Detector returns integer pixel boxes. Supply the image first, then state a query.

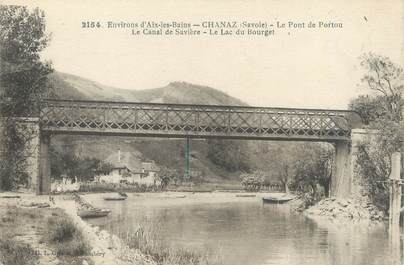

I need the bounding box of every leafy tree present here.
[0,6,53,190]
[349,53,403,212]
[290,144,333,198]
[359,52,403,123]
[50,147,113,182]
[207,139,250,172]
[0,6,53,116]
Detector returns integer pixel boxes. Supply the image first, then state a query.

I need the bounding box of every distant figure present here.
[49,195,55,205]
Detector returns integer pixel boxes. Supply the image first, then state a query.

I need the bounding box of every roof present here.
[105,151,142,172]
[142,162,160,172]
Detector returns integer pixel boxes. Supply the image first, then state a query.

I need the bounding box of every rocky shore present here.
[305,197,386,221]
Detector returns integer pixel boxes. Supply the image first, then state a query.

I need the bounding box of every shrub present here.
[240,172,264,192]
[48,218,76,242]
[45,212,90,257]
[54,232,89,256]
[0,239,38,265]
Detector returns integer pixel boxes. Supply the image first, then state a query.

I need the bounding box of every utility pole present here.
[389,152,402,236]
[388,152,402,265]
[185,138,190,179]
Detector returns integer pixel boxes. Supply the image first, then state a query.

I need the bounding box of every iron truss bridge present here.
[39,99,362,141]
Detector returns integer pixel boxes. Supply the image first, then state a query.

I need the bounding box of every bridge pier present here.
[330,129,379,198]
[38,133,51,195]
[331,141,351,198]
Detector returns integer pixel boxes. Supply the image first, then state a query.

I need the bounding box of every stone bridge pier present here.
[331,129,379,198]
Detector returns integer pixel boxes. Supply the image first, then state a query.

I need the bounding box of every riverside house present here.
[95,150,161,186]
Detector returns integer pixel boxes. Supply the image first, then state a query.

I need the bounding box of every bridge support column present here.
[38,133,51,195]
[331,141,352,198]
[185,138,190,179]
[331,129,379,198]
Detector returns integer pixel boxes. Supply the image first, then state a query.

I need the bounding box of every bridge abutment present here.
[0,117,41,192]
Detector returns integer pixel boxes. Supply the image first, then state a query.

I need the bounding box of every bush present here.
[54,233,89,256]
[355,142,391,213]
[240,172,264,192]
[0,239,38,265]
[48,218,76,242]
[45,213,90,256]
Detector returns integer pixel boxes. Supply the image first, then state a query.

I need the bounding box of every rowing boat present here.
[262,195,295,204]
[77,208,111,218]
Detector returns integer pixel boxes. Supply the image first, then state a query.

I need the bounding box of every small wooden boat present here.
[77,208,111,218]
[103,192,128,201]
[103,196,127,201]
[236,194,256,197]
[262,195,295,204]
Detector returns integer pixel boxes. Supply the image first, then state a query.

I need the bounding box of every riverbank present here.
[0,192,156,265]
[0,191,228,265]
[304,197,386,221]
[0,193,93,265]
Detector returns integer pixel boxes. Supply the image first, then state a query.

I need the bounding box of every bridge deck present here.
[39,99,361,141]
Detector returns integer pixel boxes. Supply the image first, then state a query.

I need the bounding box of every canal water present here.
[84,192,396,265]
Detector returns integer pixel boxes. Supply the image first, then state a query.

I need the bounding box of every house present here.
[94,150,161,186]
[96,165,129,184]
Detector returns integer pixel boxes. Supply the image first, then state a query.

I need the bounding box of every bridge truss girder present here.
[39,99,361,141]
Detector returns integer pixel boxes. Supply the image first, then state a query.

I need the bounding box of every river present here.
[83,192,397,265]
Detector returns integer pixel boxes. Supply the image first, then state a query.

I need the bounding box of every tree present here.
[207,139,251,172]
[0,6,53,116]
[349,53,403,212]
[359,52,403,123]
[50,147,113,182]
[0,6,53,190]
[289,143,333,199]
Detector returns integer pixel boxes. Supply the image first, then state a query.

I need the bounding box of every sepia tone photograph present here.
[0,0,403,265]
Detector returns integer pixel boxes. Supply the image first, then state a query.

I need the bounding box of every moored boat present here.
[103,192,128,201]
[262,195,295,204]
[77,208,111,218]
[103,196,127,201]
[235,194,256,197]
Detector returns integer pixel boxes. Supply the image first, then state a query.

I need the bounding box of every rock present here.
[82,260,89,265]
[304,197,384,222]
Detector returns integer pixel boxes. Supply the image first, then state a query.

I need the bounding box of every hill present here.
[48,72,246,105]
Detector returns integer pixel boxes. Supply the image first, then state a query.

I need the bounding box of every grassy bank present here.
[114,220,223,265]
[76,181,244,194]
[78,182,159,193]
[0,204,93,265]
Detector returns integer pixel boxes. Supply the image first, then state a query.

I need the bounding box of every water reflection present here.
[85,193,399,265]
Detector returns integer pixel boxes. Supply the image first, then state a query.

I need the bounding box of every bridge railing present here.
[39,99,360,141]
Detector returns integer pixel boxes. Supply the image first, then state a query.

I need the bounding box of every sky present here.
[3,0,404,109]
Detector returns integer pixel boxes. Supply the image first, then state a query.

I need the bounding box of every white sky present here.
[4,0,404,109]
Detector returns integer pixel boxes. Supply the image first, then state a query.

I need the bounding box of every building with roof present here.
[94,150,161,186]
